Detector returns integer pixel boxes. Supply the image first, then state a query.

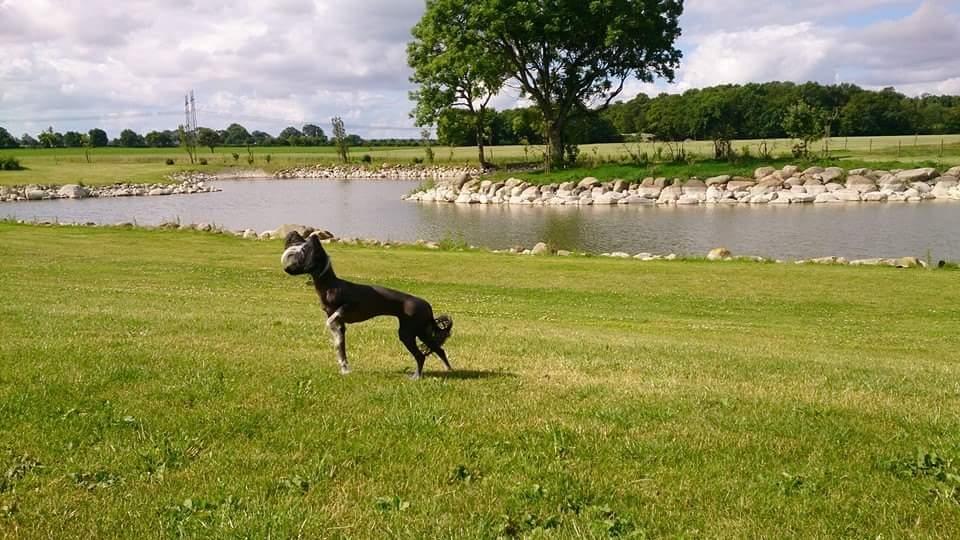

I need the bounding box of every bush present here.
[165,158,175,166]
[361,154,372,164]
[0,156,24,170]
[265,154,272,164]
[412,157,424,164]
[199,158,208,165]
[231,153,240,162]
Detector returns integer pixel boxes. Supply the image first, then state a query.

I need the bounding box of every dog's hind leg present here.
[418,331,452,371]
[399,327,426,380]
[326,307,350,375]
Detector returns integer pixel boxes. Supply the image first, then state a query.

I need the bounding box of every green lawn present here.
[2,134,959,187]
[1,223,959,538]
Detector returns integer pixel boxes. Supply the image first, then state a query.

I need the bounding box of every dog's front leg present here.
[326,307,350,375]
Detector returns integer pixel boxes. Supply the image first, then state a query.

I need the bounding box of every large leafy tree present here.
[88,128,109,147]
[196,127,221,153]
[0,127,19,148]
[408,0,506,167]
[119,129,145,147]
[223,123,252,145]
[476,0,682,170]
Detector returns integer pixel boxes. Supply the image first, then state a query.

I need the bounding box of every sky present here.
[2,0,959,139]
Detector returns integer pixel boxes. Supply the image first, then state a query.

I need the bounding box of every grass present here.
[1,223,959,538]
[1,134,959,187]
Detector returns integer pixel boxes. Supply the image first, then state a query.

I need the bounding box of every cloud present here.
[1,0,957,139]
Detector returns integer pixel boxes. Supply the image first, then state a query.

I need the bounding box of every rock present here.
[726,179,756,191]
[557,250,572,257]
[895,168,938,182]
[531,242,550,255]
[58,184,89,199]
[834,189,862,202]
[577,177,601,189]
[274,224,315,239]
[803,166,825,175]
[893,257,922,268]
[707,247,732,261]
[781,165,799,177]
[931,177,958,198]
[705,175,730,186]
[754,166,776,179]
[862,191,888,202]
[946,166,960,178]
[26,189,46,200]
[657,185,682,204]
[242,229,258,239]
[846,175,878,193]
[636,186,662,198]
[455,192,473,204]
[676,195,701,205]
[610,252,631,259]
[612,179,628,192]
[819,167,845,183]
[681,179,707,194]
[814,193,840,204]
[824,182,843,193]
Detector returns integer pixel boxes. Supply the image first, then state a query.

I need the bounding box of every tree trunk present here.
[544,120,565,172]
[475,108,487,167]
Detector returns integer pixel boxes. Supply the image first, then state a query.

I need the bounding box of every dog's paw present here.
[408,372,422,381]
[339,366,351,375]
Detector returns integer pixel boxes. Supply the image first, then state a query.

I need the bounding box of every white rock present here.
[58,184,89,199]
[814,193,840,204]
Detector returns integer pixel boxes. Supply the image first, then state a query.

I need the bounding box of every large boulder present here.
[657,185,682,204]
[946,166,960,178]
[577,177,602,189]
[612,179,629,193]
[862,191,888,202]
[754,166,776,179]
[707,247,732,261]
[274,224,315,238]
[931,176,959,198]
[681,179,707,195]
[819,167,845,183]
[845,175,878,193]
[895,168,938,182]
[58,184,89,199]
[726,178,756,191]
[531,242,550,255]
[834,189,862,202]
[705,175,730,186]
[814,193,840,204]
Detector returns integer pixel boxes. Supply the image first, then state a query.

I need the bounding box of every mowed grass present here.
[1,223,960,538]
[2,134,959,186]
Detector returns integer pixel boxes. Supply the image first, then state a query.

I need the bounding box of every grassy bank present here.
[1,223,959,538]
[1,134,959,186]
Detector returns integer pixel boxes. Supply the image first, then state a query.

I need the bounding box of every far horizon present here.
[2,0,959,138]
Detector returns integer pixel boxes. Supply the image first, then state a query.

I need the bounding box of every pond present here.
[4,178,959,261]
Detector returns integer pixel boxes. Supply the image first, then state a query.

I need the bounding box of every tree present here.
[63,131,84,148]
[223,123,252,145]
[88,128,109,147]
[782,101,825,158]
[331,117,350,162]
[119,129,145,147]
[251,130,274,146]
[178,126,197,164]
[20,134,39,148]
[0,127,19,148]
[277,126,303,146]
[145,130,176,147]
[468,0,682,170]
[196,128,221,153]
[302,124,328,145]
[408,0,506,167]
[38,127,63,148]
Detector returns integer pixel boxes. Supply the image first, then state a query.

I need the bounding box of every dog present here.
[281,231,453,379]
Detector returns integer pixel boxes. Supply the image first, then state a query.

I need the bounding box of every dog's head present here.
[281,231,329,275]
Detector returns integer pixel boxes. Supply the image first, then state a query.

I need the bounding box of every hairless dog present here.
[281,231,452,379]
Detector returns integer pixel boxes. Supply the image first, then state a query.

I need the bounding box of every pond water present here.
[4,178,959,261]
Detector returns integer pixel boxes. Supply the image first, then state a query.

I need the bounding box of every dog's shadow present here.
[421,369,515,380]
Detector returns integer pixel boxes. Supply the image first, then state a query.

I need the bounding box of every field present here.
[2,223,959,538]
[1,134,960,186]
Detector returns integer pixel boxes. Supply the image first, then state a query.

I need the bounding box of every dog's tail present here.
[432,314,453,346]
[419,314,453,356]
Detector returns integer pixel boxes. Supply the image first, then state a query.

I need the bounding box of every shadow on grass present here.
[422,369,516,380]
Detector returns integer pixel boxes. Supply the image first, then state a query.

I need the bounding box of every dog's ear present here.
[284,230,306,248]
[308,233,324,250]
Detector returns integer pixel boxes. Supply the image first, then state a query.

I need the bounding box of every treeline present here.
[603,82,960,141]
[0,123,425,150]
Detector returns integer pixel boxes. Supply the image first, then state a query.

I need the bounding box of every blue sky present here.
[2,0,958,139]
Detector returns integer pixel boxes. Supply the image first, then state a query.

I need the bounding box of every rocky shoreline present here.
[0,174,219,202]
[405,165,960,206]
[6,219,946,269]
[273,163,483,180]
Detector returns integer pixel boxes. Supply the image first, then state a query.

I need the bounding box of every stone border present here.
[8,220,943,269]
[405,165,960,206]
[0,176,219,203]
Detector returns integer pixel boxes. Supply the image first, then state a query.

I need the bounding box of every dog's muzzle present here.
[281,245,307,274]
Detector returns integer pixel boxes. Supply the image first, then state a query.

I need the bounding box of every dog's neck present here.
[309,258,337,290]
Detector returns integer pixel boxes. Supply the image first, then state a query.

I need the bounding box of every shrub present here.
[1,156,24,170]
[361,154,372,164]
[412,157,424,164]
[231,153,240,162]
[165,158,175,166]
[199,158,208,165]
[265,154,272,164]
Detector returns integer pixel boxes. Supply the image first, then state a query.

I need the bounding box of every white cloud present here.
[1,0,957,139]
